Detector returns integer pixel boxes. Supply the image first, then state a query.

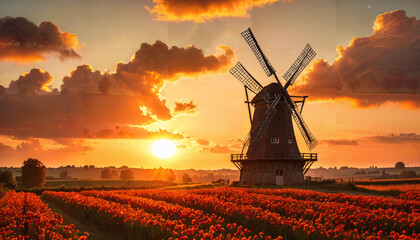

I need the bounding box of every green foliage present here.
[120,169,135,180]
[182,173,192,183]
[22,158,46,188]
[0,170,17,189]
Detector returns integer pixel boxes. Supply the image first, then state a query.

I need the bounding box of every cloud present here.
[0,17,82,62]
[61,41,234,121]
[0,41,234,140]
[195,138,210,145]
[202,144,235,154]
[226,138,244,149]
[8,68,53,95]
[292,10,420,108]
[0,138,93,159]
[366,133,420,145]
[146,0,293,22]
[319,139,359,147]
[320,133,420,148]
[174,100,197,114]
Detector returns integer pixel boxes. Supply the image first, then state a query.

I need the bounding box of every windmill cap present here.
[251,82,282,104]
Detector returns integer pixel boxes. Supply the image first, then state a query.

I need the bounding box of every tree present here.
[400,170,417,178]
[98,77,111,94]
[0,170,17,189]
[111,169,118,179]
[59,170,70,179]
[395,162,405,169]
[182,173,192,183]
[120,169,135,180]
[101,168,112,179]
[21,158,46,188]
[0,85,5,95]
[166,169,176,182]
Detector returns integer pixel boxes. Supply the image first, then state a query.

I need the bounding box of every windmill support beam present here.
[244,86,253,125]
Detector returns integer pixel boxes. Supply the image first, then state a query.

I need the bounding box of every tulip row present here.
[233,188,419,213]
[189,188,419,238]
[0,191,86,240]
[80,190,268,239]
[118,189,419,239]
[43,191,279,240]
[119,189,327,239]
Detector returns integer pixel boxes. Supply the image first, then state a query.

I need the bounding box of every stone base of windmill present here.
[240,160,306,185]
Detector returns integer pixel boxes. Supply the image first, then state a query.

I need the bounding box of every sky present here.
[0,0,419,169]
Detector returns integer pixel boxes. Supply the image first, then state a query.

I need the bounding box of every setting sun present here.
[152,139,176,159]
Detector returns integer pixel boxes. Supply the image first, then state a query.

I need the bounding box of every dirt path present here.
[41,198,120,240]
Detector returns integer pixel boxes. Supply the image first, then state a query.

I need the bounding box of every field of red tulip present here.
[356,184,420,192]
[1,188,419,239]
[0,191,87,240]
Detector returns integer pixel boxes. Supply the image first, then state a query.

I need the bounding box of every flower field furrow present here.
[0,191,85,240]
[80,190,264,239]
[189,188,420,237]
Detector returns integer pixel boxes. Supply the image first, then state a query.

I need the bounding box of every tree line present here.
[1,158,193,189]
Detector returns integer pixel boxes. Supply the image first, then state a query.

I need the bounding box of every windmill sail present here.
[230,62,270,101]
[241,28,276,77]
[248,95,281,151]
[284,94,318,150]
[283,44,316,90]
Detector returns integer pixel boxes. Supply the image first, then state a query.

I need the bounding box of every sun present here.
[152,139,177,159]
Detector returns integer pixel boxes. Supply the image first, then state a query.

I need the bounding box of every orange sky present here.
[0,0,420,169]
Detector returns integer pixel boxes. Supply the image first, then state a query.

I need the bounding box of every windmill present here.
[230,28,318,185]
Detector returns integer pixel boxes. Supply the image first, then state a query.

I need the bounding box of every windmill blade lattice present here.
[286,96,318,150]
[248,95,282,151]
[241,132,251,154]
[283,44,316,90]
[230,62,270,101]
[241,28,276,77]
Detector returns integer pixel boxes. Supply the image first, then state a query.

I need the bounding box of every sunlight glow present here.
[152,139,176,159]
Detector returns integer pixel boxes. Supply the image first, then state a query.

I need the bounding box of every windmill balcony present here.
[231,153,317,161]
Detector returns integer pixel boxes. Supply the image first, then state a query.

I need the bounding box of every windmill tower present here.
[230,28,318,185]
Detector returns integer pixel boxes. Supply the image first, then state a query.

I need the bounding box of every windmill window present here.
[271,137,280,144]
[288,139,293,144]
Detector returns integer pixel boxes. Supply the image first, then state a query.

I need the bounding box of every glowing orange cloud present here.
[292,10,420,108]
[8,68,53,95]
[174,101,197,114]
[0,17,82,62]
[147,0,293,22]
[0,41,234,140]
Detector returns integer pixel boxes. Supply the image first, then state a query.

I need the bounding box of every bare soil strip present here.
[41,197,120,240]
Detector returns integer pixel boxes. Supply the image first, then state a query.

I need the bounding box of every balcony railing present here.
[231,153,317,161]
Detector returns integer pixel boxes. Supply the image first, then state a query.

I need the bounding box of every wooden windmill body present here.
[230,28,318,185]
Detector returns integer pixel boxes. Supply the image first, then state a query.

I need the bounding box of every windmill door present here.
[275,169,284,185]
